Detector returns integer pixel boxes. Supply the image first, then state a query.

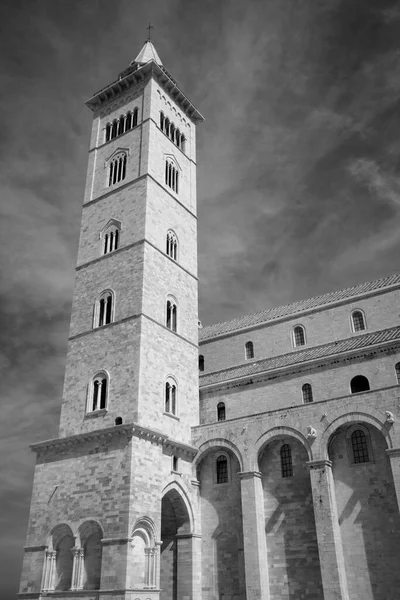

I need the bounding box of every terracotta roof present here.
[199,325,400,388]
[199,273,400,342]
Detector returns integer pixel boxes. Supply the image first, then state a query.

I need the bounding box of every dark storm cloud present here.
[1,0,400,595]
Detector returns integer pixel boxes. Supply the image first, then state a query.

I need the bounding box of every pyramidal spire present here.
[132,40,163,66]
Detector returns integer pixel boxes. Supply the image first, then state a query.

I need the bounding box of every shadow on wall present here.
[329,423,400,600]
[261,437,323,600]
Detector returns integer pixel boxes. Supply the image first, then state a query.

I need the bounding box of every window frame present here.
[292,325,306,348]
[166,229,179,261]
[86,370,110,415]
[166,295,178,333]
[245,341,254,360]
[217,402,226,422]
[302,383,313,404]
[350,375,370,394]
[100,219,122,257]
[164,376,178,418]
[345,425,373,465]
[351,309,366,333]
[280,443,293,478]
[93,289,115,329]
[214,452,230,485]
[395,362,400,384]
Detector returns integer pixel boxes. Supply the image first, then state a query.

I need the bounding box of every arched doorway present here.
[160,487,192,600]
[259,436,323,600]
[329,421,400,599]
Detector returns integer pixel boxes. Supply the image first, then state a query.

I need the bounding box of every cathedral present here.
[18,39,400,600]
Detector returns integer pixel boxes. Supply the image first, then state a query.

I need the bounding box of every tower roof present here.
[132,40,163,66]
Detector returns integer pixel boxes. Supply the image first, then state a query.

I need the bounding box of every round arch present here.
[320,410,392,459]
[75,519,104,547]
[193,438,244,472]
[254,426,312,469]
[131,515,157,545]
[47,522,74,550]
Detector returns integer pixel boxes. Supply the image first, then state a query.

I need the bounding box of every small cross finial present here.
[147,22,154,41]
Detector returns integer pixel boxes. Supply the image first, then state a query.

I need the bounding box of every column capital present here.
[238,470,262,480]
[46,549,57,558]
[386,447,400,457]
[307,459,332,470]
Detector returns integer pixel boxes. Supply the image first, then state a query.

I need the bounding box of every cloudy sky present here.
[1,0,400,594]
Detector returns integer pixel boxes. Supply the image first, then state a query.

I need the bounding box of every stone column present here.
[386,448,400,510]
[308,459,349,600]
[71,547,85,590]
[144,547,157,588]
[41,550,57,591]
[175,533,201,600]
[239,471,270,600]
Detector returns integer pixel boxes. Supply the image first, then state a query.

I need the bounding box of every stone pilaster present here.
[308,459,349,600]
[239,471,270,600]
[386,447,400,511]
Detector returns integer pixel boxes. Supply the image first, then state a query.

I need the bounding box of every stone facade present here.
[18,41,400,600]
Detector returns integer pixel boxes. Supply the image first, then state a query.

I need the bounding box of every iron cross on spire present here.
[146,22,154,41]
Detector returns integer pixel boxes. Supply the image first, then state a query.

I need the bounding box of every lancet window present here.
[95,291,114,328]
[302,383,313,403]
[351,310,366,332]
[245,341,254,360]
[166,230,178,260]
[165,160,179,193]
[102,222,120,255]
[280,444,293,478]
[165,379,177,415]
[166,298,177,332]
[105,108,138,142]
[216,454,228,484]
[89,372,108,412]
[108,152,127,186]
[159,112,186,151]
[293,325,306,347]
[217,402,226,421]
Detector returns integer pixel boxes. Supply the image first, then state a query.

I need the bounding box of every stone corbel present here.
[307,426,317,442]
[386,411,395,425]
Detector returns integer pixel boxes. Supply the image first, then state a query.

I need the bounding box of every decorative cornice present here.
[307,459,333,469]
[31,422,198,461]
[200,337,400,394]
[386,447,400,457]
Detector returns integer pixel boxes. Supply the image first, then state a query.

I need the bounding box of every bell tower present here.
[18,39,204,599]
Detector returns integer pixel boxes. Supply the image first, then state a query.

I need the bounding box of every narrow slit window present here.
[216,455,228,484]
[217,402,225,421]
[280,444,293,478]
[199,355,204,372]
[245,341,254,360]
[395,362,400,384]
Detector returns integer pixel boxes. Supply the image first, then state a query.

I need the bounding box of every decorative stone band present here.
[238,470,262,480]
[30,422,199,461]
[23,545,47,552]
[101,537,133,546]
[386,447,400,457]
[307,459,333,470]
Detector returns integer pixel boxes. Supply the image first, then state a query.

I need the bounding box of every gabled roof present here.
[199,273,400,342]
[132,40,163,66]
[199,325,400,388]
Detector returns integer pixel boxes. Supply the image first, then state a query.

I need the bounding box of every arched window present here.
[176,128,181,147]
[351,310,366,332]
[350,375,370,394]
[166,299,177,332]
[165,159,179,193]
[293,325,306,347]
[395,362,400,384]
[172,456,179,472]
[165,379,177,415]
[351,429,370,463]
[166,230,178,260]
[160,111,165,131]
[165,117,170,137]
[42,524,74,592]
[245,341,254,360]
[170,123,175,142]
[199,355,205,372]
[132,107,138,128]
[302,383,313,403]
[280,444,293,478]
[115,416,123,425]
[102,221,121,255]
[89,372,108,412]
[216,454,228,484]
[95,291,114,328]
[77,521,103,591]
[108,152,127,186]
[181,135,186,152]
[125,111,132,131]
[217,402,225,421]
[111,120,118,139]
[105,123,111,142]
[118,115,125,136]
